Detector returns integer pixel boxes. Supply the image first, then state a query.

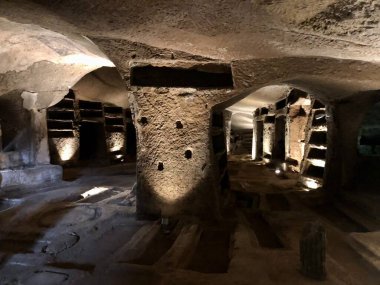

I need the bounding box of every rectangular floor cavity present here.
[130,227,180,266]
[187,228,232,273]
[244,211,284,248]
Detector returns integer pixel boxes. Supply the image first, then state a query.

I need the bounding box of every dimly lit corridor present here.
[0,0,380,284]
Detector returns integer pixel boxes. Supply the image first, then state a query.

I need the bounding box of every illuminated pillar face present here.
[223,111,232,154]
[49,134,79,165]
[106,132,126,159]
[131,87,229,218]
[59,138,79,161]
[252,121,257,160]
[263,120,275,158]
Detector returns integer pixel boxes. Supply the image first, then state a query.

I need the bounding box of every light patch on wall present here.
[58,138,79,161]
[231,112,253,130]
[107,132,125,153]
[21,91,38,110]
[309,159,326,168]
[61,54,115,68]
[153,183,190,204]
[252,138,257,160]
[60,145,76,161]
[149,166,204,205]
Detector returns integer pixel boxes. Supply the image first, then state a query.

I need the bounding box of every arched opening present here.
[273,115,286,161]
[46,67,137,179]
[212,84,329,216]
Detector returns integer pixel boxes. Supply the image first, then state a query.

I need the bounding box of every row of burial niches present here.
[46,89,136,167]
[252,89,327,190]
[0,92,40,170]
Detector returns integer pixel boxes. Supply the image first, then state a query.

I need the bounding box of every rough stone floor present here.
[0,158,379,285]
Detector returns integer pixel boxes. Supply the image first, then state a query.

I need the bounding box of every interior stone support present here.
[286,105,310,172]
[31,109,51,165]
[263,116,275,160]
[89,37,237,219]
[252,116,259,160]
[223,110,232,154]
[129,87,231,219]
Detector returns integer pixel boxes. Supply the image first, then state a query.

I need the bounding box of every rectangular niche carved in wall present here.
[130,63,233,88]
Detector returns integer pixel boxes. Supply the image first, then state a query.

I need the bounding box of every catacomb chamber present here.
[47,89,136,167]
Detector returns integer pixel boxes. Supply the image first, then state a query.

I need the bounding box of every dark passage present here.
[273,116,286,161]
[256,120,264,159]
[244,211,284,248]
[130,65,233,88]
[79,122,107,161]
[187,227,233,273]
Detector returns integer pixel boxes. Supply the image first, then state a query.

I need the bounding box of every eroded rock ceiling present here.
[0,0,379,118]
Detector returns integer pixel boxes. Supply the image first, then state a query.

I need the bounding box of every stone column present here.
[31,109,51,165]
[130,87,228,219]
[90,38,234,219]
[263,116,275,159]
[323,104,341,194]
[223,110,232,154]
[252,116,258,160]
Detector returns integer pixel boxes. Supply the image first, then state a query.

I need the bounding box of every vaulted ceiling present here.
[1,0,379,121]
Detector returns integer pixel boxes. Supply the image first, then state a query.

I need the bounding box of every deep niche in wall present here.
[130,63,233,88]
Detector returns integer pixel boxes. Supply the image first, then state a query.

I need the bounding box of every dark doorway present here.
[256,120,264,159]
[125,109,137,161]
[79,122,107,161]
[130,64,233,88]
[356,101,380,192]
[273,116,286,161]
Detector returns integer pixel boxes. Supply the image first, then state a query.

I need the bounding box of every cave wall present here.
[327,91,380,193]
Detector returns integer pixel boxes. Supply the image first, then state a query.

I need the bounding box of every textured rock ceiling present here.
[0,0,380,117]
[227,85,290,129]
[4,0,379,61]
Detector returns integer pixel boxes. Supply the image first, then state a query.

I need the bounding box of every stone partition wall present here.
[263,116,275,160]
[0,91,62,186]
[130,87,231,218]
[223,110,232,154]
[286,104,311,172]
[90,37,236,218]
